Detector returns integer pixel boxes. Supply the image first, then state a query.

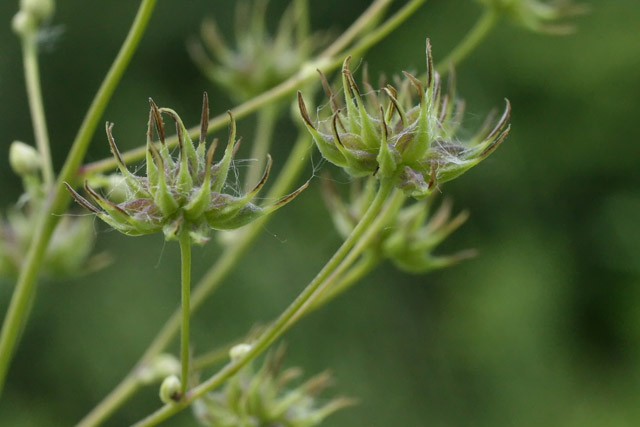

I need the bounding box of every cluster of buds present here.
[323,177,475,273]
[192,344,353,426]
[188,0,319,101]
[1,142,104,280]
[298,40,511,199]
[66,94,307,244]
[478,0,587,34]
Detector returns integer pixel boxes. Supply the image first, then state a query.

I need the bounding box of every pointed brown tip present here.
[297,91,315,129]
[65,182,101,214]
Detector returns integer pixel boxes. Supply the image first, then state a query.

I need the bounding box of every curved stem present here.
[79,0,428,177]
[133,179,395,426]
[178,232,192,395]
[435,8,499,73]
[0,0,157,399]
[244,105,278,193]
[21,31,54,187]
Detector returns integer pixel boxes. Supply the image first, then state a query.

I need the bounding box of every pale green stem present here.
[435,8,499,73]
[79,0,428,176]
[133,179,395,426]
[244,105,278,193]
[0,0,157,399]
[179,231,192,395]
[21,31,54,188]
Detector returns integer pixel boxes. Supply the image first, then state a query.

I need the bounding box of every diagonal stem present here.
[133,179,395,426]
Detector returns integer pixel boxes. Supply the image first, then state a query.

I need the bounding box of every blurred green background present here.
[1,0,640,425]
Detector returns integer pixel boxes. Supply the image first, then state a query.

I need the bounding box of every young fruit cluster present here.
[298,40,510,199]
[67,94,307,244]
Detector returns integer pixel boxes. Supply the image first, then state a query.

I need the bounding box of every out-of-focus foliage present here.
[0,0,639,425]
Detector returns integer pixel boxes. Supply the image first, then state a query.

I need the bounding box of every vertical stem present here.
[21,32,54,188]
[0,0,157,398]
[178,231,192,395]
[244,105,278,192]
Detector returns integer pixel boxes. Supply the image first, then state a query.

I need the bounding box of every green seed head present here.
[66,94,307,243]
[478,0,588,34]
[299,40,511,199]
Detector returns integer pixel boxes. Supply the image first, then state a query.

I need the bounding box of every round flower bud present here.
[159,375,182,404]
[20,0,55,21]
[11,11,36,37]
[229,343,252,362]
[9,141,41,177]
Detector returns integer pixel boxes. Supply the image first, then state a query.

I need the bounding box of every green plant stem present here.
[77,133,312,427]
[21,31,54,188]
[133,179,395,427]
[435,8,499,73]
[320,0,393,59]
[245,105,278,193]
[178,231,192,395]
[0,0,157,398]
[79,0,428,177]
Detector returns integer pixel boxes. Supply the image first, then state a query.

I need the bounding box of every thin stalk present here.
[133,179,395,426]
[435,8,499,73]
[245,105,278,193]
[0,0,157,398]
[79,0,428,177]
[21,31,54,187]
[179,232,192,395]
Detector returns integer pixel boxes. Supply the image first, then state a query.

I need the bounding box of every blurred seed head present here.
[192,344,354,426]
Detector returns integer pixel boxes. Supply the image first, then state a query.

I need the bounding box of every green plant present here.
[0,0,585,425]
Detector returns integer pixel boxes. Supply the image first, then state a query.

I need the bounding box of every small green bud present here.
[11,11,36,36]
[9,141,41,177]
[229,343,252,362]
[20,0,55,21]
[159,375,182,404]
[137,354,181,385]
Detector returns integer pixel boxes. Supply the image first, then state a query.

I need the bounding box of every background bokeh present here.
[1,0,640,425]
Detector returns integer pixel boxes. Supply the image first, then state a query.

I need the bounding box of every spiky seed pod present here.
[477,0,588,34]
[192,345,354,427]
[322,177,476,273]
[66,94,308,244]
[298,40,511,199]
